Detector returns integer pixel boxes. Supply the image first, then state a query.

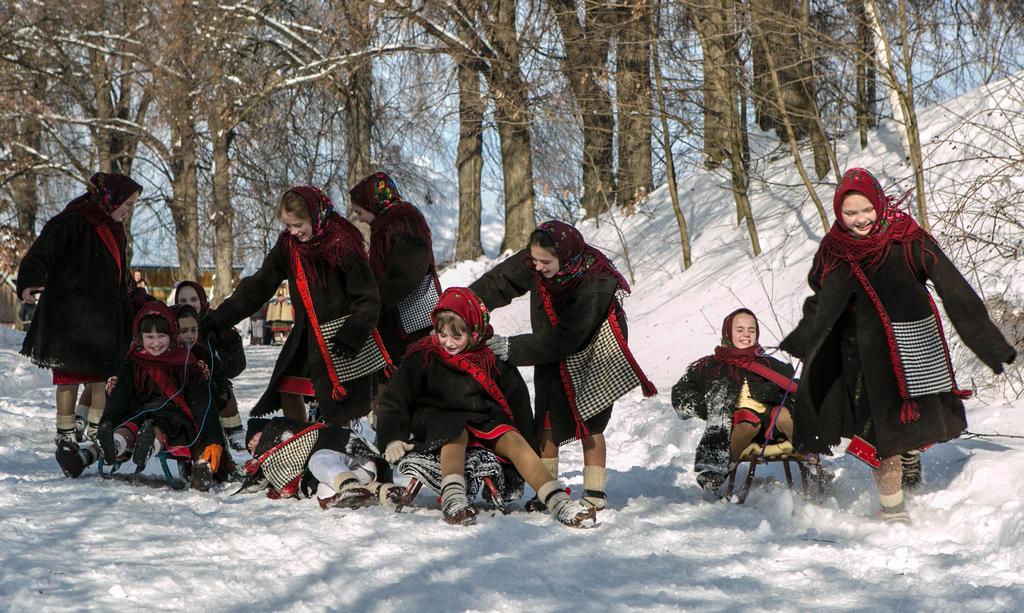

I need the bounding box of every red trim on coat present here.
[93,224,123,283]
[466,423,517,441]
[52,371,105,385]
[291,252,348,400]
[732,409,761,427]
[275,376,316,397]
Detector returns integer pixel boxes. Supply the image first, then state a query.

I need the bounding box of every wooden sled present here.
[726,440,828,504]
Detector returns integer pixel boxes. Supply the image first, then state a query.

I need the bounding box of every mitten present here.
[384,441,414,463]
[486,334,510,361]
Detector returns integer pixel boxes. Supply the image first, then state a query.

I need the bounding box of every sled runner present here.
[393,447,524,514]
[97,449,191,490]
[725,441,828,504]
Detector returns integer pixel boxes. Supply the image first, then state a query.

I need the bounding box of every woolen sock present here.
[56,413,77,432]
[879,490,905,509]
[87,405,104,429]
[331,471,360,492]
[441,474,469,514]
[582,466,607,509]
[537,480,570,513]
[75,404,90,421]
[113,433,129,457]
[220,413,243,430]
[541,457,559,481]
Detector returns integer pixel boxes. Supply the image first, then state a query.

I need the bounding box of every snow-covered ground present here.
[2,76,1023,610]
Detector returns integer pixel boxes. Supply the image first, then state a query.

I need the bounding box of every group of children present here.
[18,167,1017,526]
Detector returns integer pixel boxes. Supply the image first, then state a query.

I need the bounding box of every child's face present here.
[351,204,376,224]
[436,324,470,356]
[176,286,202,312]
[281,210,313,242]
[840,192,877,237]
[247,431,261,456]
[141,331,171,356]
[177,316,199,348]
[529,244,560,279]
[730,313,757,349]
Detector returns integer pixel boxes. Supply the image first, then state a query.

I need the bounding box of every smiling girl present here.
[781,168,1015,522]
[201,186,381,427]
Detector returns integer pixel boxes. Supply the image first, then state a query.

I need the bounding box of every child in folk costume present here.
[470,221,656,512]
[238,417,394,509]
[18,173,140,451]
[201,186,383,427]
[349,171,439,364]
[376,287,596,527]
[57,303,226,490]
[781,168,1016,522]
[172,281,247,450]
[672,308,797,493]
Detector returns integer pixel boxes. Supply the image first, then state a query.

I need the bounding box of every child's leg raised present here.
[495,431,595,527]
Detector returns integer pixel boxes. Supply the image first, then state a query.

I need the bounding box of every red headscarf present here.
[278,186,367,286]
[526,220,630,306]
[172,280,210,314]
[350,172,434,278]
[130,302,200,411]
[56,172,142,282]
[813,168,927,283]
[406,287,497,378]
[694,308,770,381]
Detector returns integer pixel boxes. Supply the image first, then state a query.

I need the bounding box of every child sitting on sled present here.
[57,303,226,490]
[238,417,396,509]
[375,287,596,527]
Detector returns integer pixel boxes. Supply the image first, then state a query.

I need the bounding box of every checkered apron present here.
[396,273,440,336]
[319,314,391,382]
[891,314,955,397]
[563,313,649,421]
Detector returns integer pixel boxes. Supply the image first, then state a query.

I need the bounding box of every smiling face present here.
[281,210,313,242]
[840,192,878,237]
[141,331,171,356]
[110,191,140,223]
[436,325,470,356]
[529,244,560,279]
[730,313,758,349]
[176,285,202,312]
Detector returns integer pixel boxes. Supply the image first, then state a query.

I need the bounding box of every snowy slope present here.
[2,76,1023,611]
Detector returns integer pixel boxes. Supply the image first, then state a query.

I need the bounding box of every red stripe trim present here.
[52,371,105,385]
[733,409,761,427]
[94,225,123,282]
[275,376,316,397]
[291,252,348,400]
[466,423,517,441]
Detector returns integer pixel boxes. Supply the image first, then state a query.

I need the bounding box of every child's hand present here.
[105,376,118,396]
[196,360,210,380]
[384,441,413,463]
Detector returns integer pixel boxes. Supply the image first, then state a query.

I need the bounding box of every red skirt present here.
[52,370,105,385]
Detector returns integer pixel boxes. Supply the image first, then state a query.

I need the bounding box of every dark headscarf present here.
[526,220,630,306]
[172,280,210,315]
[350,172,433,278]
[57,172,142,279]
[277,186,367,286]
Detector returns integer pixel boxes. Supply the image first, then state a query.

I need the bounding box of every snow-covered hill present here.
[1,75,1022,610]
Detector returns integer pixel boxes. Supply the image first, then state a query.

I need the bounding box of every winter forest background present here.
[2,1,1024,610]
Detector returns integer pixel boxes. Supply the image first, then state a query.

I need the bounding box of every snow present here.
[2,75,1024,610]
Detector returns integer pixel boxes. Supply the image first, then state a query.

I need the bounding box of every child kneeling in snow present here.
[375,287,596,527]
[57,303,227,490]
[240,417,395,509]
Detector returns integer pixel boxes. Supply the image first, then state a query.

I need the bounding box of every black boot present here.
[96,423,118,465]
[56,440,97,478]
[132,420,158,473]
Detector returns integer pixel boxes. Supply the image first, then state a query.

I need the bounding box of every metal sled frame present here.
[726,452,827,504]
[97,451,189,490]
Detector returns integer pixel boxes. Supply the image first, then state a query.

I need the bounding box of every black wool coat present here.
[672,355,796,475]
[469,250,623,445]
[17,211,133,375]
[100,358,222,458]
[373,232,435,364]
[208,242,381,425]
[375,351,539,454]
[781,235,1016,457]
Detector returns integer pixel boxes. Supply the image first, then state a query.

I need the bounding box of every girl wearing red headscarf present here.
[349,171,439,364]
[171,281,246,449]
[375,287,595,527]
[470,221,656,513]
[56,302,225,490]
[202,186,381,427]
[781,168,1015,523]
[18,172,141,452]
[672,308,797,494]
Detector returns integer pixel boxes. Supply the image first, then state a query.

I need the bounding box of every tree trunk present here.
[616,0,654,210]
[652,0,691,269]
[486,0,536,251]
[551,0,617,218]
[694,0,730,168]
[344,1,375,195]
[455,62,485,260]
[852,0,877,149]
[209,101,235,306]
[169,116,200,282]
